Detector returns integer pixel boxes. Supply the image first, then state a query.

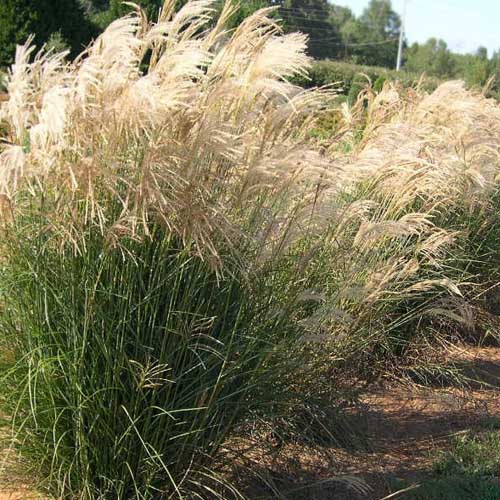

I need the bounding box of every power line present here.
[275,13,339,24]
[280,22,398,46]
[262,5,401,49]
[308,37,399,46]
[276,14,398,45]
[278,6,343,13]
[284,20,397,46]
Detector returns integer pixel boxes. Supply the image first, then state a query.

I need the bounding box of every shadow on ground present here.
[231,346,500,499]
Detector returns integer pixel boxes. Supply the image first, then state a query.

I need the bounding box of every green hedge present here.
[0,69,6,92]
[300,60,440,97]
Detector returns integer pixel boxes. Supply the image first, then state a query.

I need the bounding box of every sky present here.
[331,0,500,56]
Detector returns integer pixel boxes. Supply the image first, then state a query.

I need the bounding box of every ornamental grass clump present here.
[0,0,335,264]
[0,1,335,498]
[306,80,500,374]
[1,0,500,496]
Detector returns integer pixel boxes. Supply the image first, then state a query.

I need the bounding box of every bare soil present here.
[235,344,500,499]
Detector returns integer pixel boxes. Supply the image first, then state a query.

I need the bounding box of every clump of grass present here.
[0,219,305,498]
[395,428,500,500]
[0,1,335,498]
[304,79,500,377]
[434,429,500,478]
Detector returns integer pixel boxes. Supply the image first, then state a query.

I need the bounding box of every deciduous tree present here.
[405,38,455,78]
[348,0,401,68]
[273,0,342,59]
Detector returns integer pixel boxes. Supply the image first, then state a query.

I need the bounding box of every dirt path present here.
[356,345,500,498]
[0,424,44,499]
[0,491,41,500]
[236,345,500,499]
[332,345,500,499]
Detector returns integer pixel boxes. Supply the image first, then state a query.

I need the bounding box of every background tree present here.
[78,0,101,15]
[275,0,343,59]
[454,47,490,88]
[328,4,356,59]
[217,0,272,29]
[0,0,95,67]
[405,38,456,78]
[91,0,164,28]
[489,50,500,98]
[0,0,38,67]
[109,0,163,18]
[348,0,402,68]
[328,4,355,29]
[92,0,270,30]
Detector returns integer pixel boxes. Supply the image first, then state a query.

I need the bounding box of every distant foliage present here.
[108,0,163,19]
[405,38,456,78]
[0,0,95,66]
[277,0,344,59]
[345,0,401,67]
[405,40,499,96]
[1,0,498,89]
[45,30,70,54]
[302,59,440,97]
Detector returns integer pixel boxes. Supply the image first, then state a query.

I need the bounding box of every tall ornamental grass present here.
[1,0,500,497]
[306,80,500,373]
[0,1,334,498]
[0,222,306,498]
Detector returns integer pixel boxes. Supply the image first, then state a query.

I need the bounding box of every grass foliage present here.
[399,428,500,500]
[399,477,500,500]
[0,1,500,498]
[435,429,500,478]
[0,222,304,498]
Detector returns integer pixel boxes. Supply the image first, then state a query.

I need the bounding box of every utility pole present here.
[396,0,408,71]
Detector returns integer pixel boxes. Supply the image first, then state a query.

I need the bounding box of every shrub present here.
[373,75,387,93]
[302,59,440,97]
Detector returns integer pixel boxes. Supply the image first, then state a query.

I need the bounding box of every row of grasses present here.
[0,1,499,498]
